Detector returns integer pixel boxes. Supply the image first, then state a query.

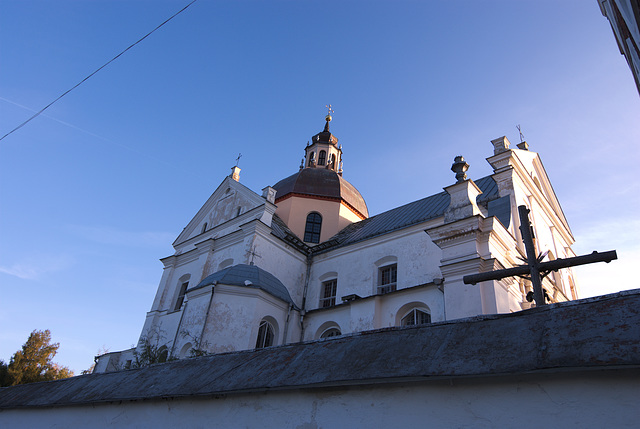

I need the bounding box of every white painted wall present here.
[3,370,637,428]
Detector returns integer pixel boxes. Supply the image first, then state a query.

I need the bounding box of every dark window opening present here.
[304,212,322,243]
[174,281,189,310]
[318,150,326,166]
[256,320,275,348]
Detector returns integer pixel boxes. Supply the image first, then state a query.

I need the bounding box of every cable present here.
[0,0,198,142]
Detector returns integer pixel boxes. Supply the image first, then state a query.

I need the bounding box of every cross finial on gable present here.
[235,153,242,167]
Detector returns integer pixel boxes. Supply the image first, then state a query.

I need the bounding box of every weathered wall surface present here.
[308,224,443,307]
[1,370,637,428]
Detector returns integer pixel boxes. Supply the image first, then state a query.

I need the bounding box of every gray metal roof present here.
[1,289,638,409]
[189,264,296,307]
[312,175,499,253]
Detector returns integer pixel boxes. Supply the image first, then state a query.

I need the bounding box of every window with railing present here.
[319,279,337,308]
[378,264,397,294]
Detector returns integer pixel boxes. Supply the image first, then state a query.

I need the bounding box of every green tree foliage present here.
[0,360,11,386]
[2,329,74,386]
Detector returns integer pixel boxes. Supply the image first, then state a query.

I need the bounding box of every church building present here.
[95,113,579,372]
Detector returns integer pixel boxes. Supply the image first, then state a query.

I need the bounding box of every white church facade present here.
[95,114,579,372]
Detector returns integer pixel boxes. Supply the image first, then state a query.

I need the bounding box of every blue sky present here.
[1,1,638,374]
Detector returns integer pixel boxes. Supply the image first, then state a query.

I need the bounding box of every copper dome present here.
[272,168,368,218]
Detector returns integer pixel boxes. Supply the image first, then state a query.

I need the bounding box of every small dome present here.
[190,264,296,307]
[272,168,368,218]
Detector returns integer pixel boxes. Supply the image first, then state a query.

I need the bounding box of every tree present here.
[0,360,11,386]
[4,329,74,386]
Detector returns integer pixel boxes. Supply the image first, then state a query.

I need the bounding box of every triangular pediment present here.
[174,176,268,246]
[512,150,571,237]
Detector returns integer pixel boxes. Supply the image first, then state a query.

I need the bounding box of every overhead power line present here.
[0,0,198,142]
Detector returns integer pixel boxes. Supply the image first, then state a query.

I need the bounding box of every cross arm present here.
[537,250,617,272]
[463,250,617,285]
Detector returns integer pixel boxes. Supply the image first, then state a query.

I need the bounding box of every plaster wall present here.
[302,285,445,341]
[247,231,307,306]
[199,286,291,353]
[3,370,637,428]
[308,225,442,311]
[275,196,362,243]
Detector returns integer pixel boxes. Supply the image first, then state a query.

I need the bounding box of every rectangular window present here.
[378,264,397,294]
[174,281,189,310]
[319,279,337,308]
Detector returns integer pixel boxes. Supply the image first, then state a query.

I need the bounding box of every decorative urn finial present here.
[451,155,469,183]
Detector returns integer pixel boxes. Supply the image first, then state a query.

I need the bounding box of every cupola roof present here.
[311,113,338,145]
[272,168,368,218]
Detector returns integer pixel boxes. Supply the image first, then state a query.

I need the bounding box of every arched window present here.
[320,328,341,338]
[179,342,193,359]
[218,258,234,270]
[318,150,326,166]
[174,275,191,311]
[158,346,169,363]
[308,152,316,166]
[304,212,322,243]
[401,308,431,326]
[255,320,275,348]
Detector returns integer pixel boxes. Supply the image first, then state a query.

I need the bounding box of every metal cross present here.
[247,245,261,266]
[463,205,617,306]
[235,153,242,167]
[326,104,334,115]
[516,124,525,143]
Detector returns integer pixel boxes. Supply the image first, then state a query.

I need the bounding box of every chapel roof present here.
[189,264,295,307]
[272,168,369,218]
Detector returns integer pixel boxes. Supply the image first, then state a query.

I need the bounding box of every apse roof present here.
[189,264,296,307]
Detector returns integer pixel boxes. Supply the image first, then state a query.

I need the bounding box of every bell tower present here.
[303,105,343,174]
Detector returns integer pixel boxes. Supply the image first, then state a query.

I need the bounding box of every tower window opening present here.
[308,152,316,166]
[318,150,326,166]
[304,212,322,243]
